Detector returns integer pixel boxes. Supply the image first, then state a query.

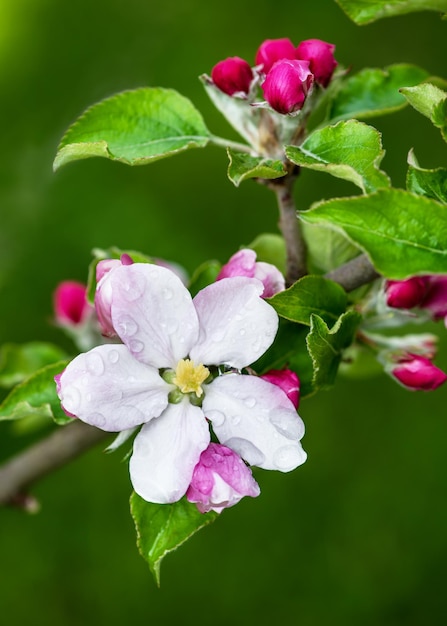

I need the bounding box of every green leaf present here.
[0,360,70,424]
[0,342,67,388]
[188,260,221,297]
[286,120,390,193]
[302,223,359,273]
[335,0,447,25]
[252,319,315,397]
[267,276,348,326]
[401,83,447,142]
[227,149,286,186]
[328,64,430,123]
[406,150,447,203]
[54,88,211,170]
[130,492,218,586]
[248,233,287,275]
[300,189,447,279]
[307,311,361,390]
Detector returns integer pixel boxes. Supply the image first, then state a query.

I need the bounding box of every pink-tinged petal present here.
[255,38,297,74]
[216,249,257,280]
[190,277,278,369]
[109,264,200,368]
[57,344,170,431]
[203,374,307,472]
[54,281,90,326]
[261,368,300,408]
[187,443,260,513]
[253,262,285,297]
[129,401,210,504]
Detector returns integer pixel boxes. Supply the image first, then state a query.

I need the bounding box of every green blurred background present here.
[1,1,447,624]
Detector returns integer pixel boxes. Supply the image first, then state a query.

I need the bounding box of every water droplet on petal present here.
[163,288,173,300]
[89,412,107,428]
[63,386,81,412]
[129,339,144,354]
[115,315,139,337]
[207,410,226,427]
[239,328,246,336]
[211,329,226,343]
[166,318,179,335]
[273,444,305,471]
[244,397,256,408]
[231,415,242,426]
[108,350,120,364]
[121,271,146,302]
[225,437,265,467]
[86,352,105,376]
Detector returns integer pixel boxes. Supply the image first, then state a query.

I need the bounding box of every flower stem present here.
[209,135,253,154]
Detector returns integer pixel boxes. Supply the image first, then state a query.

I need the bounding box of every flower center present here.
[173,359,210,398]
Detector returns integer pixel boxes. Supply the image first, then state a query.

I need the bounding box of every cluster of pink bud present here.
[385,275,447,325]
[53,281,91,328]
[216,248,285,298]
[210,37,337,115]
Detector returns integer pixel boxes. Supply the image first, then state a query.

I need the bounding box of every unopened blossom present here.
[261,368,300,408]
[211,57,254,97]
[390,353,447,391]
[385,277,429,310]
[420,275,447,322]
[186,443,260,513]
[216,249,285,297]
[296,39,337,87]
[56,263,307,505]
[255,38,297,74]
[95,255,133,337]
[54,281,91,327]
[261,59,314,115]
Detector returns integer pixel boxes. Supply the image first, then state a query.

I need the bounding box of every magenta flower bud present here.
[186,443,260,514]
[261,368,300,408]
[95,259,124,337]
[420,275,447,320]
[391,353,447,391]
[295,38,337,87]
[211,56,254,96]
[261,59,314,115]
[385,277,429,309]
[54,281,90,326]
[216,249,285,297]
[255,38,297,74]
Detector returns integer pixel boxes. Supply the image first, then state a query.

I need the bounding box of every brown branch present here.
[0,420,110,508]
[325,253,380,292]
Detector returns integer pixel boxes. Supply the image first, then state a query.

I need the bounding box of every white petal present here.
[190,277,278,369]
[203,374,307,472]
[109,264,200,368]
[129,401,210,504]
[58,344,170,431]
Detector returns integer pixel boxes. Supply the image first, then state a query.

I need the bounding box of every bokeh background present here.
[1,1,447,624]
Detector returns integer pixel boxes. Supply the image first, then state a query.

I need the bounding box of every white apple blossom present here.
[56,263,306,505]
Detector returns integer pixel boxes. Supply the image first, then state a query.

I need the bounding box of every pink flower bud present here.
[255,38,297,74]
[95,257,133,337]
[295,39,337,87]
[211,57,254,96]
[391,353,447,391]
[216,249,285,297]
[385,277,429,309]
[420,275,447,320]
[261,368,300,408]
[261,59,314,115]
[54,281,90,326]
[186,443,260,514]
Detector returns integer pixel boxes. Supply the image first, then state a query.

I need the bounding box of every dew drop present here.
[129,340,144,354]
[108,349,120,364]
[207,410,226,427]
[166,318,179,335]
[231,415,241,426]
[121,272,146,302]
[269,409,304,440]
[63,386,81,412]
[239,328,246,337]
[116,315,139,337]
[85,352,105,376]
[244,396,256,408]
[273,445,305,471]
[89,412,107,428]
[211,329,226,343]
[163,287,173,300]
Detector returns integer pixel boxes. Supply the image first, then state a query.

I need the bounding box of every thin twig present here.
[0,420,110,508]
[325,253,380,292]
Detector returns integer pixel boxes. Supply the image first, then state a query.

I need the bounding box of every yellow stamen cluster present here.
[173,359,210,398]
